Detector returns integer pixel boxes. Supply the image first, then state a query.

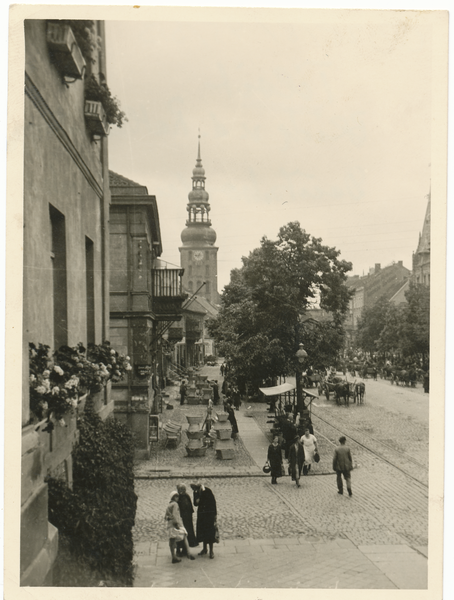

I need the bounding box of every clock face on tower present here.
[193,250,204,263]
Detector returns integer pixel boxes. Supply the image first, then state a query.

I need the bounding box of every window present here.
[189,265,193,276]
[205,281,210,295]
[188,281,193,292]
[188,250,192,261]
[205,265,210,276]
[50,205,68,349]
[85,237,95,345]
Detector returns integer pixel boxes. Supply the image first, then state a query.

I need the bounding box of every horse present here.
[334,382,354,407]
[354,382,365,404]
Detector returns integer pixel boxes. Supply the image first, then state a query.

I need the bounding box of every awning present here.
[259,383,296,396]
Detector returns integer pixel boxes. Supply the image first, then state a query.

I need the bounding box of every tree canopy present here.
[208,222,352,392]
[356,282,430,361]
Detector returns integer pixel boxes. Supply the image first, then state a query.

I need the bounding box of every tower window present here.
[205,265,210,276]
[188,251,192,261]
[188,281,193,292]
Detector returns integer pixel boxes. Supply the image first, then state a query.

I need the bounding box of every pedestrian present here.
[205,398,214,434]
[165,491,195,563]
[220,363,225,377]
[281,415,297,460]
[176,484,198,556]
[267,436,283,484]
[179,380,187,406]
[232,386,241,410]
[225,402,239,439]
[332,436,353,497]
[211,380,220,405]
[288,435,305,488]
[423,370,429,393]
[300,428,318,476]
[191,482,217,559]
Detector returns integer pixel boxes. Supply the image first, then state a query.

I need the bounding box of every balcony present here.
[152,268,187,321]
[84,100,110,137]
[47,22,86,80]
[167,327,184,341]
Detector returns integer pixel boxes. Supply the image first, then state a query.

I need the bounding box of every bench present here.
[162,421,182,447]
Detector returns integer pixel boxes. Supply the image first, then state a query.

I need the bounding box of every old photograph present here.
[5,4,448,597]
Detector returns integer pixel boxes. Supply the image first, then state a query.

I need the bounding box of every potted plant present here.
[84,74,127,136]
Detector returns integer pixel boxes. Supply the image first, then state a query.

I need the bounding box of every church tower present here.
[179,136,219,304]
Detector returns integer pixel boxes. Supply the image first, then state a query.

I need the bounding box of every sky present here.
[105,10,433,293]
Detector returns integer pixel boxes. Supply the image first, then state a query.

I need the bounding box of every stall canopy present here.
[259,383,295,396]
[259,383,319,399]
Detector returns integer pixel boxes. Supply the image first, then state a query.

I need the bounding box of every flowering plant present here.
[29,343,80,422]
[87,341,132,384]
[85,74,127,128]
[29,341,132,424]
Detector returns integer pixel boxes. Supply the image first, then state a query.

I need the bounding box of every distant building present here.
[179,136,220,304]
[171,294,219,369]
[345,261,411,341]
[413,192,431,286]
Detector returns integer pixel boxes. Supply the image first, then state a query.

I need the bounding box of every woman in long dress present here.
[267,436,283,484]
[191,482,217,559]
[300,428,318,475]
[176,484,198,556]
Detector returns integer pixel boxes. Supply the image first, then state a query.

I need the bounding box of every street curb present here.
[134,471,334,480]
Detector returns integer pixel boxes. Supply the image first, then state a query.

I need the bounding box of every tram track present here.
[311,410,428,491]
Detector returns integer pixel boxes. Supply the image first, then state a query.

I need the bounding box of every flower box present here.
[84,100,109,136]
[47,22,86,80]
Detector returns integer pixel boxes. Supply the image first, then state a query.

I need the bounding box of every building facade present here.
[22,20,112,585]
[109,171,186,456]
[179,136,220,305]
[345,261,411,342]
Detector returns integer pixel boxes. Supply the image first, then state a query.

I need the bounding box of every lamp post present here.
[295,343,308,410]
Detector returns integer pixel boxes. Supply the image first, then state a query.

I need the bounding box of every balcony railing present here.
[152,268,187,321]
[152,268,184,297]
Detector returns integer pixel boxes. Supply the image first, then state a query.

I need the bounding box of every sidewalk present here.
[133,381,428,589]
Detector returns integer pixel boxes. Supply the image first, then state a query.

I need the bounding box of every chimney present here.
[398,260,403,267]
[375,263,381,274]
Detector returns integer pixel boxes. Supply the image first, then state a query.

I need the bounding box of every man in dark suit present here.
[332,436,353,497]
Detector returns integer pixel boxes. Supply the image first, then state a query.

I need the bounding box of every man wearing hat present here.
[165,490,196,563]
[332,436,354,497]
[288,435,305,488]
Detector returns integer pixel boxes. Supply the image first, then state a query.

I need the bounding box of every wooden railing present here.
[152,268,184,297]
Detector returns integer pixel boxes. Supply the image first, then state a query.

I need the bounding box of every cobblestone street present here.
[132,366,430,588]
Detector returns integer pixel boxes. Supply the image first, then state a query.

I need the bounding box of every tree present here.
[208,222,352,392]
[356,295,391,354]
[399,282,430,360]
[376,303,406,355]
[357,282,430,364]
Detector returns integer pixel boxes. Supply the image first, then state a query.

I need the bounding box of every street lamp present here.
[295,343,308,410]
